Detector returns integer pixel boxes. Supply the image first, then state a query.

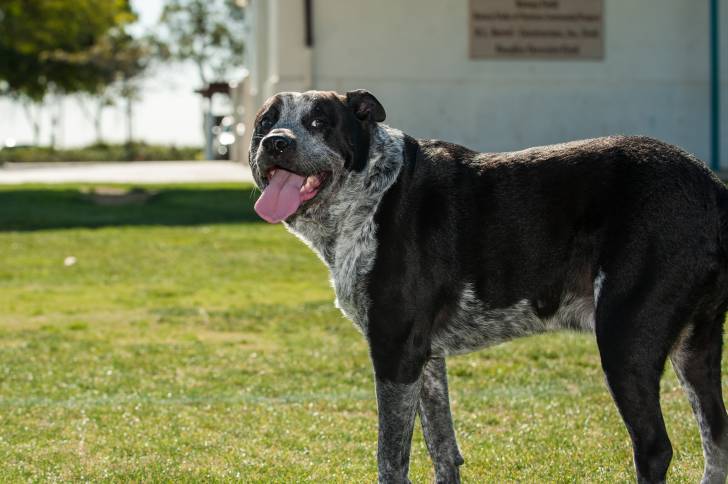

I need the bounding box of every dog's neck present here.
[284,123,405,271]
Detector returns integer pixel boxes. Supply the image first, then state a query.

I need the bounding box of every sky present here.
[0,0,214,148]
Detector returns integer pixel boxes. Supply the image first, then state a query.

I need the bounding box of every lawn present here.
[0,183,711,482]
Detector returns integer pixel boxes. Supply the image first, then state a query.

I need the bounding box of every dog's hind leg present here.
[670,314,728,484]
[419,357,464,484]
[598,330,673,483]
[375,376,423,484]
[595,281,680,484]
[598,341,673,483]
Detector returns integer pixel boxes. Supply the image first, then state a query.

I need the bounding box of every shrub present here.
[0,143,203,163]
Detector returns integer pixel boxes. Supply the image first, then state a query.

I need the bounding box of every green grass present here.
[0,183,712,482]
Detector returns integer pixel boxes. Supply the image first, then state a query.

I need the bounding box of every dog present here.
[248,89,728,484]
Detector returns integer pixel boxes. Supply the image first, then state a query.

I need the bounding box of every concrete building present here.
[238,0,727,170]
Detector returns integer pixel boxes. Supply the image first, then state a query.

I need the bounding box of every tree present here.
[154,0,246,85]
[76,92,114,145]
[0,0,137,145]
[76,31,152,145]
[153,0,246,158]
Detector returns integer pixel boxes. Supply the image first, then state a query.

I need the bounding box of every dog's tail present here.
[714,184,728,314]
[718,185,728,260]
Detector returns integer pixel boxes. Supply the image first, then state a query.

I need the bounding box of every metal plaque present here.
[470,0,604,59]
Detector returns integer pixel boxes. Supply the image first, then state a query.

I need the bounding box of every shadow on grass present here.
[0,185,264,231]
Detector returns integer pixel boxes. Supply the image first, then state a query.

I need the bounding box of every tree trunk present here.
[94,99,104,144]
[196,59,207,86]
[77,95,107,145]
[32,119,40,146]
[203,98,214,160]
[49,96,62,149]
[126,94,133,145]
[21,101,42,146]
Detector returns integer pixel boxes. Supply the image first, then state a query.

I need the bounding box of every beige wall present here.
[243,0,728,167]
[238,0,311,161]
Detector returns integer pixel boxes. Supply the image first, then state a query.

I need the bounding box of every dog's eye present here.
[310,118,326,129]
[259,118,273,131]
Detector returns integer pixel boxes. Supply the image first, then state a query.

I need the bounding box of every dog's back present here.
[370,134,728,346]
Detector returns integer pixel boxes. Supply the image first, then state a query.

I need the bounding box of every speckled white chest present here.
[286,125,405,335]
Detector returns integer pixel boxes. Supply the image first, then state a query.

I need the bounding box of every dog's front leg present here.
[419,357,464,484]
[375,375,423,484]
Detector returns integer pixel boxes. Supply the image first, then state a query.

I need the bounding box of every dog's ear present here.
[346,89,386,123]
[345,118,370,172]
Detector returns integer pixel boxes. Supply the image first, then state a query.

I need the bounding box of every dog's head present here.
[248,89,385,223]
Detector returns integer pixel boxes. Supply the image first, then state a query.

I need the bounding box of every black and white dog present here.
[248,89,728,484]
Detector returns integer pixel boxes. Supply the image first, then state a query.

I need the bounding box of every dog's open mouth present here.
[254,167,329,223]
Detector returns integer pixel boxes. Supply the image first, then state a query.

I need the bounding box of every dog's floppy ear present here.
[346,89,386,123]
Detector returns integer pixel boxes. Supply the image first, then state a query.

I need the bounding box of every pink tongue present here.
[254,169,306,223]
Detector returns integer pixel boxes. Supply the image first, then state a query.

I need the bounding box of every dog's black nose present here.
[263,135,295,155]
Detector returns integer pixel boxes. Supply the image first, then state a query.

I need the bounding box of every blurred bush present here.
[0,143,203,163]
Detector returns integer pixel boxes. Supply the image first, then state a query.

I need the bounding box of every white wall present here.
[253,0,311,100]
[240,0,312,161]
[303,0,728,167]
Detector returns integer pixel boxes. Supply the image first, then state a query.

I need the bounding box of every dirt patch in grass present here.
[81,187,157,206]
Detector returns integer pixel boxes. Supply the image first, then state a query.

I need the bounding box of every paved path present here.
[0,161,254,184]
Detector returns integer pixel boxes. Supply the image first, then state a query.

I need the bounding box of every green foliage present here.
[0,143,202,163]
[70,30,151,97]
[0,0,138,101]
[0,183,713,481]
[154,0,246,84]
